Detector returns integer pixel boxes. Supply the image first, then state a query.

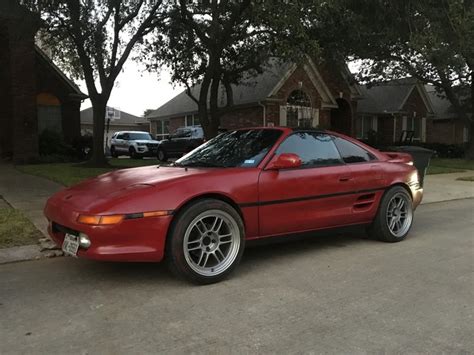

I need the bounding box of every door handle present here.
[339,176,352,182]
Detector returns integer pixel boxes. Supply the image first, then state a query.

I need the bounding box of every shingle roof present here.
[357,78,418,114]
[424,85,457,120]
[81,107,148,126]
[146,59,292,119]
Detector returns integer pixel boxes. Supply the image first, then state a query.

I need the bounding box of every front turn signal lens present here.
[77,214,124,225]
[143,211,170,218]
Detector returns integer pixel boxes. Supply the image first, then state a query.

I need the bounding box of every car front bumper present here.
[44,200,172,262]
[136,145,159,156]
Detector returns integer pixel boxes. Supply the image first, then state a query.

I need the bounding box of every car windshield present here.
[175,129,282,168]
[128,133,152,140]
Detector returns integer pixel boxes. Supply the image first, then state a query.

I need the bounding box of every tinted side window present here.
[276,132,343,167]
[333,136,376,163]
[116,133,123,139]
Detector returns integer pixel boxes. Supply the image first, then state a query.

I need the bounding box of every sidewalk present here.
[422,171,474,204]
[0,164,63,236]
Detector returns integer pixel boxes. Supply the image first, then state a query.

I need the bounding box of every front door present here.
[258,132,355,237]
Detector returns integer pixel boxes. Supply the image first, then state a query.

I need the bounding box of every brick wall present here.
[220,106,264,129]
[9,19,40,163]
[426,119,467,145]
[0,23,12,157]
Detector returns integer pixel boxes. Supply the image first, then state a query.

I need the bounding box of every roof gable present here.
[358,78,433,115]
[35,46,87,99]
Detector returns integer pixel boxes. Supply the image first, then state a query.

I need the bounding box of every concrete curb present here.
[0,245,43,264]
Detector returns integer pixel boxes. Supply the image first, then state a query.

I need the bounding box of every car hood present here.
[49,166,210,212]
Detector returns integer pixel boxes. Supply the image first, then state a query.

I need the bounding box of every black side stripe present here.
[239,187,387,208]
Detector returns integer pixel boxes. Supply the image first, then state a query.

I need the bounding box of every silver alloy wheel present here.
[386,192,413,237]
[183,209,241,277]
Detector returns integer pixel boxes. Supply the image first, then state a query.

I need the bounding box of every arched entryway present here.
[330,98,352,136]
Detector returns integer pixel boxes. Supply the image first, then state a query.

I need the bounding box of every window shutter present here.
[372,116,378,131]
[421,117,427,142]
[279,105,287,126]
[312,108,320,127]
[402,116,407,131]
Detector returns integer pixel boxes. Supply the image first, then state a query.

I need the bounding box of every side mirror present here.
[266,153,302,170]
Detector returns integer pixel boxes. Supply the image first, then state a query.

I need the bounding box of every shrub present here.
[38,130,93,162]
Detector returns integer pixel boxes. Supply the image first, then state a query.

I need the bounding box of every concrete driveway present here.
[1,198,473,354]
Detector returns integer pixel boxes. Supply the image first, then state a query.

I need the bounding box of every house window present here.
[185,114,200,127]
[285,90,316,128]
[463,126,469,143]
[406,116,421,139]
[356,115,377,139]
[37,93,62,134]
[156,119,170,140]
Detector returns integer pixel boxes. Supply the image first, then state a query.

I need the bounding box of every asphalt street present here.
[1,199,473,354]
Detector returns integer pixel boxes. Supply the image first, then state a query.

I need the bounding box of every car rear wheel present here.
[367,186,413,242]
[166,199,245,284]
[157,148,167,162]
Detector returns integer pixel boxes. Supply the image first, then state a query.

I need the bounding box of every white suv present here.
[110,131,160,159]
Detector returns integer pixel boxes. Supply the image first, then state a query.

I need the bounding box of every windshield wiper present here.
[174,160,228,168]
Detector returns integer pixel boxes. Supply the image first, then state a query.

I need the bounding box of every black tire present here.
[110,146,118,158]
[367,186,414,243]
[157,148,167,162]
[129,147,142,159]
[166,199,245,284]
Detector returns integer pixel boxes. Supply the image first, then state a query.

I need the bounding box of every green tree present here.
[143,0,319,139]
[314,0,473,157]
[27,0,164,165]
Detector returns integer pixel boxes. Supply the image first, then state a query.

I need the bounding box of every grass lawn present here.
[0,208,42,248]
[426,158,474,175]
[17,158,161,187]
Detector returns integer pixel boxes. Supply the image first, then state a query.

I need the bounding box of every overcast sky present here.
[78,61,360,117]
[78,62,185,117]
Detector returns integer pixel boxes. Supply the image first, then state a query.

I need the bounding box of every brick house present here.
[146,58,363,139]
[357,79,469,146]
[0,0,86,162]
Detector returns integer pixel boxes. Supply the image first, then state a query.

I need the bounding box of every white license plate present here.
[62,233,79,257]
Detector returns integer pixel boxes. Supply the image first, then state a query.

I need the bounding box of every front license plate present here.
[62,233,79,257]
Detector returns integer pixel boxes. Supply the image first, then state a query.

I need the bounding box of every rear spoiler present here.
[383,152,413,165]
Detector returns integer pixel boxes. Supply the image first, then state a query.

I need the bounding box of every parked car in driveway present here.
[156,126,204,161]
[110,131,160,159]
[45,127,423,284]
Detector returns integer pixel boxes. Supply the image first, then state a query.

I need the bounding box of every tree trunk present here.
[90,97,108,166]
[198,73,218,140]
[209,76,221,137]
[464,72,474,159]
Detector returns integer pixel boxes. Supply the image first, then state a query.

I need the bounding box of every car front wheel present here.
[129,147,142,159]
[166,199,245,284]
[110,146,118,158]
[367,186,414,242]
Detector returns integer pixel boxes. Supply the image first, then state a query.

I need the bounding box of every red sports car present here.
[44,128,422,284]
